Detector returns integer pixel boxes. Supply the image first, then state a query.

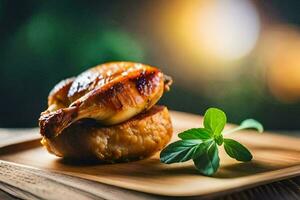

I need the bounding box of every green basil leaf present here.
[240,119,264,133]
[223,119,264,135]
[159,107,263,176]
[160,140,202,164]
[178,128,213,140]
[203,108,227,137]
[223,138,253,162]
[193,141,220,176]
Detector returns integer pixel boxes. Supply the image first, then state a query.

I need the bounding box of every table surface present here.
[0,128,299,200]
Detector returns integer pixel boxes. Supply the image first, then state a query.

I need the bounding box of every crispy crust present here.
[41,106,173,162]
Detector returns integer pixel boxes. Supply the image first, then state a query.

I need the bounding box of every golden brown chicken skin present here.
[47,77,75,111]
[41,105,172,162]
[39,62,172,138]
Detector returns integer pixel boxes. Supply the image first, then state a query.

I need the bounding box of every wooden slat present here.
[0,128,40,148]
[217,177,300,200]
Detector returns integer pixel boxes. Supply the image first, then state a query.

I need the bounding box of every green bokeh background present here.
[1,0,300,130]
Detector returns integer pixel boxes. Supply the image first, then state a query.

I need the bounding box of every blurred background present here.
[1,0,300,130]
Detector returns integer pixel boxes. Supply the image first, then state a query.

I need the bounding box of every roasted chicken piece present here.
[41,105,172,161]
[39,62,172,138]
[39,62,173,161]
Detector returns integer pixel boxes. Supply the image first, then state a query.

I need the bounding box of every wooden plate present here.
[1,111,300,197]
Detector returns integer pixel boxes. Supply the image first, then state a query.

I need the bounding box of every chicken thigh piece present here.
[39,62,172,138]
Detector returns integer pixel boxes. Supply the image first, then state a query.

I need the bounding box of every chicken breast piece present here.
[39,62,172,138]
[41,105,173,162]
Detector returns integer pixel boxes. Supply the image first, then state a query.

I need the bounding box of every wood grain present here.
[0,160,160,200]
[0,110,300,197]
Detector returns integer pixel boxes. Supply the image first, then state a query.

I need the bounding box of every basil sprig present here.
[160,108,263,176]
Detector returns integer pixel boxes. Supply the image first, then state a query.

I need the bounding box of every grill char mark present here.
[39,62,170,138]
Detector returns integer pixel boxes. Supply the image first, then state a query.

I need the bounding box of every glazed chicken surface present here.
[39,62,172,139]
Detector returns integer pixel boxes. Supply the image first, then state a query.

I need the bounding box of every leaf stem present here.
[223,126,244,135]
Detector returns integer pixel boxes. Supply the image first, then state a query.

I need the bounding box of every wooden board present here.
[1,110,300,197]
